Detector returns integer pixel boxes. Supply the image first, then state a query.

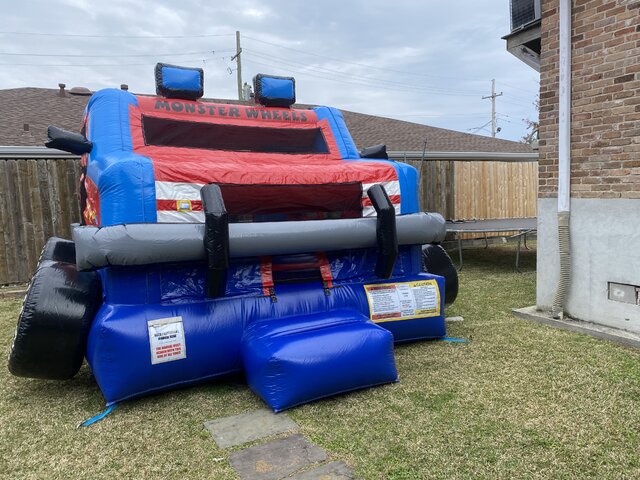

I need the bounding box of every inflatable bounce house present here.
[8,64,458,412]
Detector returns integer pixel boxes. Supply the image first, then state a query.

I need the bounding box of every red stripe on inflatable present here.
[362,195,401,206]
[156,199,203,211]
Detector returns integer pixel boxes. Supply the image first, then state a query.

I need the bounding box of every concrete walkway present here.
[513,305,640,349]
[204,409,356,480]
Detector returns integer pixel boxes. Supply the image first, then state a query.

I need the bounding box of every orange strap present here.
[317,252,333,289]
[259,256,274,297]
[259,253,333,296]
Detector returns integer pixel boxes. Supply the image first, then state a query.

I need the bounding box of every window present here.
[219,183,363,222]
[142,116,329,154]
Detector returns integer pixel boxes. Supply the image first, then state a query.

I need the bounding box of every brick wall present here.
[538,0,640,198]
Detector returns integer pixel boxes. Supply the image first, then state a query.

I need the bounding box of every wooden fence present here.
[403,159,538,220]
[0,158,81,284]
[0,157,537,284]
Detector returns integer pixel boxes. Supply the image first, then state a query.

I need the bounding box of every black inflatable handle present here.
[200,184,229,298]
[360,144,389,160]
[45,125,93,155]
[367,184,398,278]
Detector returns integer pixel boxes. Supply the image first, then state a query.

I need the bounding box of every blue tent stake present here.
[440,337,469,343]
[77,403,119,429]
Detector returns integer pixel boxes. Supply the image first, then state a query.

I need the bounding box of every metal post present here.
[482,79,503,138]
[516,234,522,273]
[235,31,243,100]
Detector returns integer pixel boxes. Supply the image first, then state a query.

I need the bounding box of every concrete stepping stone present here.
[204,409,298,449]
[288,460,356,479]
[229,434,327,480]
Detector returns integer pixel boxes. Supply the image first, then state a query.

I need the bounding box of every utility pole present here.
[482,79,503,137]
[231,31,243,100]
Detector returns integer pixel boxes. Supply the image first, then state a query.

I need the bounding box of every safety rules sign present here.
[147,316,187,365]
[364,280,441,322]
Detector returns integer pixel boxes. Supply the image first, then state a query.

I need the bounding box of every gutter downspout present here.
[552,0,572,319]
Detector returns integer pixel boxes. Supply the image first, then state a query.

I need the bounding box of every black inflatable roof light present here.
[253,74,296,108]
[155,63,204,100]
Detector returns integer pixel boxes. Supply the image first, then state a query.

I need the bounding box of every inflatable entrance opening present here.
[9,65,458,412]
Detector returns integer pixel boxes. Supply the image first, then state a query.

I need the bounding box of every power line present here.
[0,56,219,67]
[0,31,235,39]
[0,50,223,58]
[497,80,538,93]
[468,120,493,134]
[381,112,489,118]
[500,98,536,108]
[242,35,488,83]
[243,54,486,98]
[243,48,485,96]
[499,90,537,104]
[243,56,453,97]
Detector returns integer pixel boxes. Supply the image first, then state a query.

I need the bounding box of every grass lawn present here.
[2,243,640,479]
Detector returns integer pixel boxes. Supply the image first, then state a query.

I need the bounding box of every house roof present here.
[0,87,533,154]
[340,110,533,153]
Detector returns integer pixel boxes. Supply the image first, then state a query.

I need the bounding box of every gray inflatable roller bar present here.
[72,212,446,270]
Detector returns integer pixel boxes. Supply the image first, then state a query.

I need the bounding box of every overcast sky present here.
[1,0,539,142]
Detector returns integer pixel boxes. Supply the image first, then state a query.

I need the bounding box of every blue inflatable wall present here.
[87,246,446,407]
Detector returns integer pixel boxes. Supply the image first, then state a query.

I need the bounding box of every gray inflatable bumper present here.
[72,213,446,270]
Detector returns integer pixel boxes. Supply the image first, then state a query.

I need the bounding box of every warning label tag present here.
[147,316,187,365]
[364,280,440,323]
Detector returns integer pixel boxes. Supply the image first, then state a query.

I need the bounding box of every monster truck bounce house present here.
[8,64,458,412]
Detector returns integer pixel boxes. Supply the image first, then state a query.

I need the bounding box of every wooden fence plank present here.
[55,160,72,239]
[66,159,81,226]
[0,160,10,284]
[16,160,38,276]
[37,159,55,242]
[27,160,46,259]
[4,160,26,283]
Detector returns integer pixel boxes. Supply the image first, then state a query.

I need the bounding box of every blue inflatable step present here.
[242,309,398,412]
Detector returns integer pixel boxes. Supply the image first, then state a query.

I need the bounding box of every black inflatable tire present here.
[422,244,459,305]
[8,260,101,379]
[39,236,76,264]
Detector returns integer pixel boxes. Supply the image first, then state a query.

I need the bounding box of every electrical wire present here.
[497,79,539,92]
[243,55,486,97]
[243,56,438,96]
[0,56,219,67]
[242,35,534,104]
[0,31,235,39]
[0,50,220,58]
[243,35,489,83]
[381,112,489,118]
[468,119,493,133]
[500,98,536,108]
[243,48,486,96]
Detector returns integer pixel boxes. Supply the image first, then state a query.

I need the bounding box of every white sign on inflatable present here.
[147,316,187,365]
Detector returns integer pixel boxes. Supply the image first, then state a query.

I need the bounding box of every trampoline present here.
[446,217,537,271]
